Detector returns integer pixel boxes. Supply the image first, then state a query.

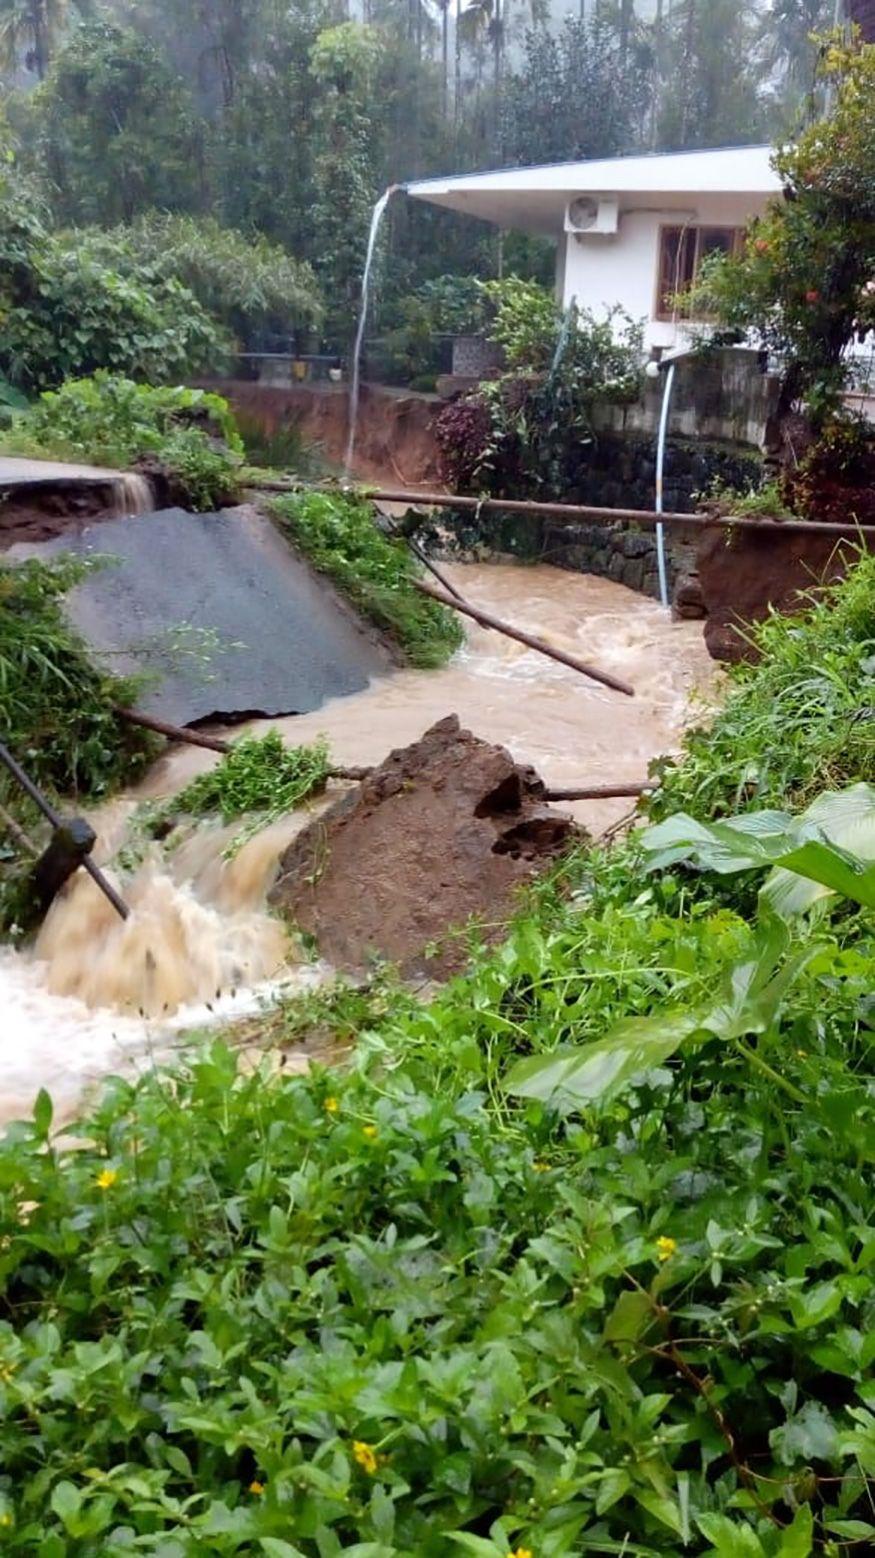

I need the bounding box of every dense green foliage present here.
[32,19,202,225]
[272,490,463,668]
[649,553,875,822]
[0,146,226,392]
[1,558,874,1551]
[0,555,155,931]
[435,288,643,497]
[689,35,875,428]
[65,215,322,346]
[8,375,243,510]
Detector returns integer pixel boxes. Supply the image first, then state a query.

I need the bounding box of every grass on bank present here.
[0,561,873,1552]
[271,490,464,668]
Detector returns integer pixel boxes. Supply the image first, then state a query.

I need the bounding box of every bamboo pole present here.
[543,782,653,801]
[246,474,875,537]
[362,489,875,537]
[413,578,635,697]
[115,706,230,753]
[114,707,370,780]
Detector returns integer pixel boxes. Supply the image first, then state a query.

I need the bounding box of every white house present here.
[406,145,782,357]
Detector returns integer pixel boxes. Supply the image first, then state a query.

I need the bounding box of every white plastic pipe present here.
[654,361,675,610]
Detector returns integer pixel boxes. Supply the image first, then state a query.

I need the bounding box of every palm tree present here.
[0,0,85,81]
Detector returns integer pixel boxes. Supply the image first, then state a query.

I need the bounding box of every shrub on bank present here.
[7,374,244,511]
[272,490,464,667]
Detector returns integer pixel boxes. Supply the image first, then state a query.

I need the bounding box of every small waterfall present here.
[344,186,399,476]
[112,472,154,517]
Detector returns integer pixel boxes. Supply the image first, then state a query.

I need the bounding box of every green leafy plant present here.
[642,783,875,916]
[434,299,643,496]
[703,476,794,518]
[271,490,463,667]
[649,552,875,822]
[7,374,243,510]
[166,730,331,826]
[685,34,875,430]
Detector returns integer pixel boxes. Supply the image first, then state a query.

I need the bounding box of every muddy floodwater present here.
[0,562,715,1125]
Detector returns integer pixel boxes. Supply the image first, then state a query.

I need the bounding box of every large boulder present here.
[269,715,577,977]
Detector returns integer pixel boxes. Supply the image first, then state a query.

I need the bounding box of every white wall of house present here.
[560,193,772,353]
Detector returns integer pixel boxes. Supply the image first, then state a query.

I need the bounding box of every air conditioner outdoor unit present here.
[564,194,620,237]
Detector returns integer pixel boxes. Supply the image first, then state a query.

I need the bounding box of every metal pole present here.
[0,741,130,921]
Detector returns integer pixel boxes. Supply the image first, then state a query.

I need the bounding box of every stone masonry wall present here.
[543,433,762,599]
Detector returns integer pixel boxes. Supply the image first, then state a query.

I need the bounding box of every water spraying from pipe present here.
[548,304,575,382]
[344,186,402,476]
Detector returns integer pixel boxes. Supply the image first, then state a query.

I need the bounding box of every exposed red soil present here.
[697,522,868,661]
[269,714,578,978]
[207,380,445,487]
[0,482,122,549]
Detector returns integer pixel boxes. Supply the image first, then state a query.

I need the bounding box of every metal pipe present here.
[0,740,130,921]
[654,361,675,609]
[333,488,875,537]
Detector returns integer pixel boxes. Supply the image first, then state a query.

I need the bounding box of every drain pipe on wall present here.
[648,345,698,611]
[653,359,675,610]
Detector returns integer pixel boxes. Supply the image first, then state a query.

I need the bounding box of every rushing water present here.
[113,471,154,517]
[344,188,395,475]
[0,562,715,1126]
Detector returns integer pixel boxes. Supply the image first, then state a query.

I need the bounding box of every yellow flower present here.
[531,1161,550,1173]
[353,1440,378,1475]
[324,1096,339,1113]
[95,1168,118,1191]
[507,1549,533,1558]
[248,1480,265,1495]
[0,1513,12,1528]
[362,1125,378,1140]
[656,1235,678,1262]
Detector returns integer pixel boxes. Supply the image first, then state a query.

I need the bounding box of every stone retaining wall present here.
[540,433,761,599]
[541,520,696,600]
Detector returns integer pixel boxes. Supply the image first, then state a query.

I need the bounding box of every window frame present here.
[654,223,745,323]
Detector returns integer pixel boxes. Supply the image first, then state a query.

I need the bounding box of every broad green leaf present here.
[643,784,875,915]
[603,1289,657,1343]
[634,1488,684,1536]
[595,1467,632,1515]
[260,1542,308,1558]
[505,1009,703,1104]
[448,1537,504,1556]
[778,1503,813,1557]
[696,1513,766,1556]
[50,1481,81,1529]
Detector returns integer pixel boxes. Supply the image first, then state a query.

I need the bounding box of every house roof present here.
[405,145,782,235]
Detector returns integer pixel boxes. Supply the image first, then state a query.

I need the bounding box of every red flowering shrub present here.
[433,395,493,488]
